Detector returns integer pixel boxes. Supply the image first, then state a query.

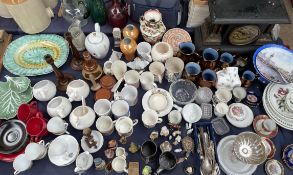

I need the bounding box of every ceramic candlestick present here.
[64,32,84,71]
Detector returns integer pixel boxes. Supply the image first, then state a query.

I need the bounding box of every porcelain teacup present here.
[25,140,49,161]
[149,61,165,83]
[33,80,56,101]
[115,147,127,159]
[214,102,229,117]
[112,156,128,173]
[140,71,157,91]
[168,110,182,125]
[66,79,90,102]
[69,106,96,130]
[111,60,127,80]
[165,57,184,82]
[137,42,152,62]
[175,103,202,129]
[47,96,72,118]
[115,116,138,137]
[142,110,163,128]
[103,61,113,75]
[47,117,69,135]
[232,86,247,102]
[118,85,138,106]
[111,99,130,119]
[124,70,140,88]
[74,151,93,173]
[94,99,112,117]
[13,154,33,175]
[213,88,232,104]
[96,116,115,135]
[262,119,277,132]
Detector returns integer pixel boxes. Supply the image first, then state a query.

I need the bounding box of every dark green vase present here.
[87,0,107,25]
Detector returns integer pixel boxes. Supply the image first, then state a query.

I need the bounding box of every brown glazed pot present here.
[107,0,128,28]
[122,24,139,41]
[95,88,113,101]
[120,37,137,62]
[100,75,117,89]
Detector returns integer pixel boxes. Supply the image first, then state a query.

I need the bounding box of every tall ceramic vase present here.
[107,0,128,28]
[87,0,107,25]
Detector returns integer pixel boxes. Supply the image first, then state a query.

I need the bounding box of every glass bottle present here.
[87,0,107,25]
[107,0,128,28]
[62,0,89,27]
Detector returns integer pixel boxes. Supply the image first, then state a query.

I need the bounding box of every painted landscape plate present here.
[3,34,69,76]
[253,44,293,84]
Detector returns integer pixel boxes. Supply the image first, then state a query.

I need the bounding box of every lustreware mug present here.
[149,61,165,83]
[111,100,130,118]
[112,156,128,173]
[199,69,217,88]
[47,117,69,135]
[220,52,234,68]
[140,71,157,91]
[142,110,163,128]
[96,116,115,135]
[17,101,39,123]
[94,99,112,117]
[66,79,90,102]
[202,48,219,70]
[47,96,72,118]
[183,62,201,81]
[25,140,49,161]
[241,70,255,88]
[13,154,33,175]
[178,42,196,63]
[165,57,184,82]
[33,80,56,101]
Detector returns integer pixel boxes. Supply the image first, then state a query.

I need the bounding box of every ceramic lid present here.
[100,75,116,89]
[95,88,113,101]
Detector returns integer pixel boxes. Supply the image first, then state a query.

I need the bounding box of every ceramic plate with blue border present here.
[3,34,69,76]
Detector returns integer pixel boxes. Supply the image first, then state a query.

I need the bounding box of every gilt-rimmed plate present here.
[265,159,284,175]
[282,144,293,169]
[226,103,254,128]
[4,34,69,76]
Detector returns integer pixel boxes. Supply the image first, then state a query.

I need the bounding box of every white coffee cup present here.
[137,42,152,62]
[119,85,138,106]
[149,61,165,83]
[66,79,90,102]
[13,154,33,175]
[124,70,140,88]
[214,88,232,104]
[103,61,113,75]
[111,60,127,80]
[33,80,56,101]
[74,151,93,173]
[232,86,247,102]
[112,156,128,173]
[111,100,130,119]
[142,110,162,128]
[96,116,115,135]
[47,117,69,135]
[94,99,112,117]
[115,147,127,159]
[115,116,138,137]
[165,57,184,82]
[140,71,157,91]
[168,110,182,125]
[214,102,229,117]
[47,96,72,118]
[25,140,49,161]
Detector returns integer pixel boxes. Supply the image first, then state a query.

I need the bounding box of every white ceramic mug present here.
[96,116,115,135]
[103,61,113,75]
[232,86,247,102]
[69,106,96,130]
[74,151,93,173]
[149,61,165,83]
[47,96,72,118]
[124,70,140,88]
[13,154,33,175]
[137,42,152,62]
[115,147,127,159]
[25,140,49,161]
[115,116,138,137]
[33,80,56,101]
[111,100,130,119]
[111,60,127,80]
[165,57,184,82]
[214,102,229,117]
[140,71,157,91]
[213,88,232,104]
[168,110,182,125]
[112,156,128,173]
[151,42,173,62]
[94,99,112,117]
[142,110,163,128]
[66,79,90,102]
[119,85,138,106]
[47,117,69,135]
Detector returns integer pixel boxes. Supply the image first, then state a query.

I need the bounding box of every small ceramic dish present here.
[262,137,276,159]
[244,91,261,107]
[282,144,293,169]
[253,115,278,138]
[211,117,230,135]
[265,159,284,175]
[81,130,104,154]
[169,79,197,106]
[201,103,213,119]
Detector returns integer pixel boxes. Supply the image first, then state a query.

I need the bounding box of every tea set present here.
[0,6,292,175]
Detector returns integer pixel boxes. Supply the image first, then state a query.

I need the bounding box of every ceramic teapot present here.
[85,23,110,59]
[69,106,96,130]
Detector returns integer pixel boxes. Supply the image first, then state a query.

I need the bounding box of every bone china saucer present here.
[253,115,278,138]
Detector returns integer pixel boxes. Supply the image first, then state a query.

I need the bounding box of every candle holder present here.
[64,32,84,71]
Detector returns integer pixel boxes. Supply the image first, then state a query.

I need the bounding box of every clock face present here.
[228,25,261,45]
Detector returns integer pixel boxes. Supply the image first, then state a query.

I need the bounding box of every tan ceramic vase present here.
[122,24,139,41]
[120,37,137,62]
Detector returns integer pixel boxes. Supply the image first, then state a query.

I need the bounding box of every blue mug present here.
[220,52,234,68]
[202,48,219,69]
[178,42,196,63]
[200,69,217,88]
[241,70,255,88]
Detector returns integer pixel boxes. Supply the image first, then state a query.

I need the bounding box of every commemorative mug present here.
[25,140,49,161]
[149,61,165,83]
[124,70,140,88]
[47,117,69,135]
[94,99,112,117]
[140,71,157,91]
[96,116,115,135]
[112,156,128,173]
[33,80,56,101]
[142,110,163,128]
[66,79,90,102]
[17,101,39,123]
[111,100,130,118]
[202,48,219,70]
[47,96,72,118]
[165,57,184,82]
[114,116,138,137]
[13,154,33,175]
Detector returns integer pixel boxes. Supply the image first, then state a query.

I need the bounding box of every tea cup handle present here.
[132,119,138,126]
[157,118,163,124]
[14,170,20,175]
[111,78,124,92]
[123,168,128,173]
[155,166,164,175]
[64,123,70,134]
[45,142,50,148]
[152,83,158,89]
[30,136,41,143]
[35,112,43,118]
[173,104,182,112]
[38,140,45,146]
[29,101,38,110]
[157,75,163,84]
[37,90,47,99]
[114,91,122,100]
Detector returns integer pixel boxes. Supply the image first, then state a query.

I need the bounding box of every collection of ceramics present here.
[0,5,293,175]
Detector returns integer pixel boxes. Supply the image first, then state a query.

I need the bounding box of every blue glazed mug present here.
[241,70,255,88]
[202,48,219,69]
[199,69,217,88]
[220,52,234,68]
[178,42,196,63]
[183,62,201,81]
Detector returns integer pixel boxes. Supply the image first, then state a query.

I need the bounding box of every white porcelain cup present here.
[33,80,56,101]
[262,119,277,132]
[74,151,93,173]
[103,61,113,75]
[115,116,138,137]
[120,85,138,106]
[149,61,165,83]
[13,154,33,175]
[165,57,184,82]
[140,71,157,91]
[66,79,90,102]
[214,88,232,104]
[232,86,247,102]
[115,147,127,159]
[124,70,140,88]
[137,42,152,62]
[112,156,128,173]
[142,110,162,128]
[94,99,112,117]
[47,117,69,135]
[96,116,115,135]
[47,96,72,118]
[168,110,182,125]
[214,102,229,117]
[111,60,127,80]
[111,100,130,119]
[25,140,49,161]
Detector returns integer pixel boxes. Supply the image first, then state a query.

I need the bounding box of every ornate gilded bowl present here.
[233,132,267,165]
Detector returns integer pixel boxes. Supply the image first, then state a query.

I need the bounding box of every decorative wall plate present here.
[253,44,293,84]
[162,28,192,54]
[228,25,260,46]
[4,34,69,76]
[282,144,293,169]
[226,103,253,128]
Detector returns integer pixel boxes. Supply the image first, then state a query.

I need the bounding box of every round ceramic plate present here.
[217,135,257,175]
[162,28,192,54]
[253,115,278,138]
[81,130,104,153]
[285,91,293,112]
[282,144,293,169]
[4,34,69,76]
[253,44,293,84]
[169,79,197,105]
[262,137,276,159]
[48,135,79,166]
[265,159,284,175]
[142,88,174,117]
[226,103,254,128]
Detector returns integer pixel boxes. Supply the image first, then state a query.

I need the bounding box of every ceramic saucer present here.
[244,91,261,107]
[253,115,278,138]
[282,144,293,169]
[262,137,276,159]
[226,103,254,128]
[265,159,284,175]
[81,130,104,153]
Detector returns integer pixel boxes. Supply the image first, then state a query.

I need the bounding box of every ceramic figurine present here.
[119,136,127,144]
[64,32,84,71]
[182,136,194,158]
[107,0,128,28]
[139,9,166,44]
[129,142,139,154]
[113,28,121,48]
[149,131,159,141]
[120,37,137,62]
[68,19,86,51]
[160,126,170,137]
[184,166,195,175]
[94,157,106,170]
[127,57,149,70]
[108,140,118,149]
[142,165,152,175]
[44,54,75,91]
[85,23,110,59]
[123,24,140,41]
[160,141,172,152]
[82,51,103,91]
[104,149,115,159]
